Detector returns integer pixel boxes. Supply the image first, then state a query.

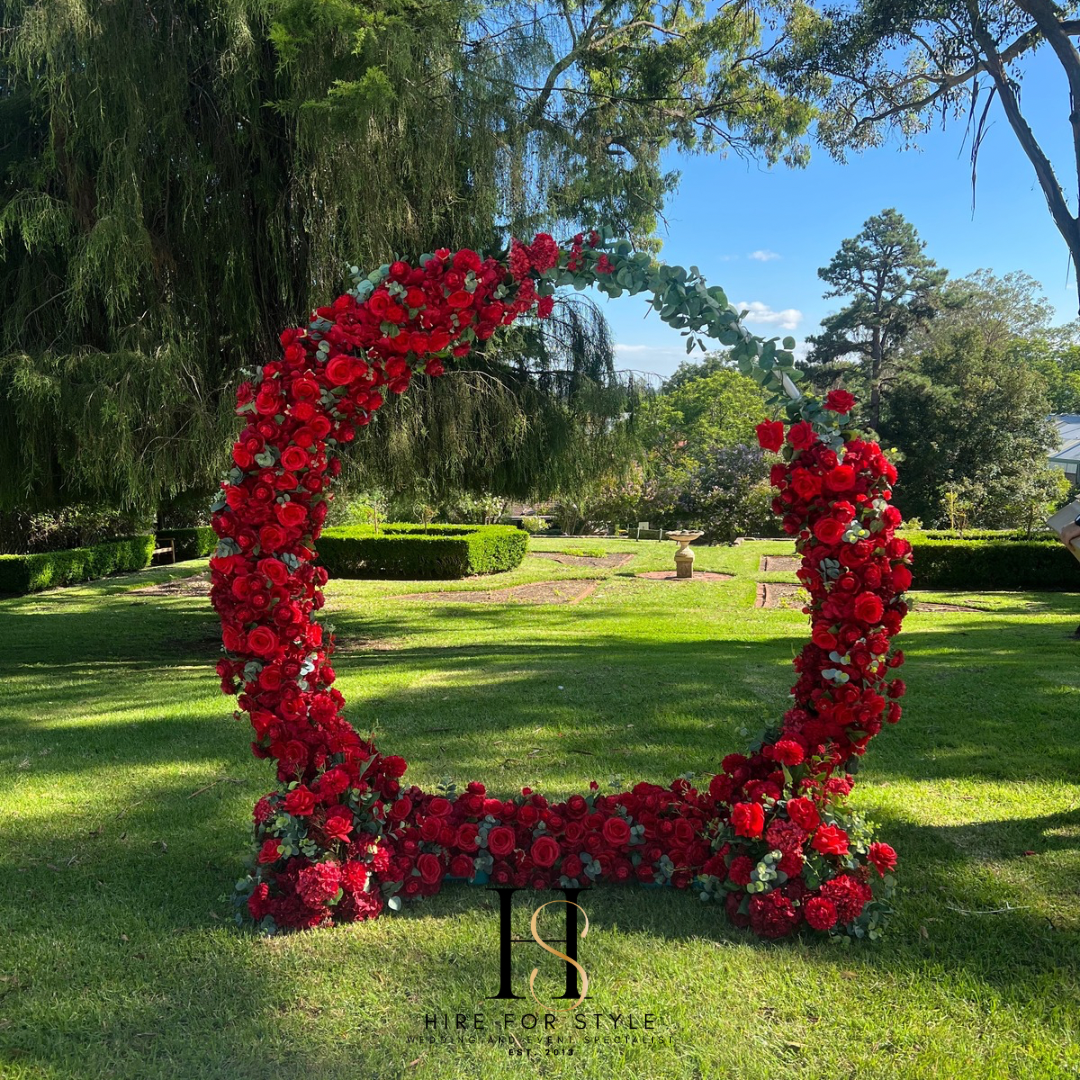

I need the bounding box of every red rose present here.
[824,465,856,492]
[565,794,589,819]
[812,516,847,546]
[890,565,913,592]
[787,421,817,450]
[417,853,443,885]
[887,678,906,698]
[454,823,479,852]
[825,389,856,414]
[756,420,785,452]
[323,805,353,841]
[280,446,310,472]
[867,841,897,876]
[530,836,561,869]
[425,796,452,817]
[804,896,839,930]
[785,797,820,832]
[325,356,354,386]
[853,592,885,624]
[811,824,850,856]
[601,816,632,847]
[247,626,279,657]
[731,802,765,839]
[449,854,474,879]
[284,785,317,816]
[257,838,282,864]
[517,805,540,827]
[486,825,516,858]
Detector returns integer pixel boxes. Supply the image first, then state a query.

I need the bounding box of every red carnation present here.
[767,739,805,766]
[732,802,765,839]
[819,874,871,923]
[756,420,785,452]
[530,836,561,869]
[811,824,850,856]
[381,755,408,778]
[749,891,800,939]
[825,389,856,414]
[727,855,754,886]
[804,895,839,930]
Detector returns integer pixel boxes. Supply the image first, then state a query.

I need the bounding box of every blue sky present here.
[599,46,1075,385]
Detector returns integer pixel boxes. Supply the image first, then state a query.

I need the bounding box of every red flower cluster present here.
[214,233,905,939]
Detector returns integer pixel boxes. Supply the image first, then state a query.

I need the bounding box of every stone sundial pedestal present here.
[667,530,704,578]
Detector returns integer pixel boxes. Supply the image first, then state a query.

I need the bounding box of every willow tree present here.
[0,0,813,512]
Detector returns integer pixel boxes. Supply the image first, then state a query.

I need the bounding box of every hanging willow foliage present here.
[0,0,810,511]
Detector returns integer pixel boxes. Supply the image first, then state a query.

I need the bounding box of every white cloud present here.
[613,343,654,353]
[735,301,803,331]
[748,249,781,262]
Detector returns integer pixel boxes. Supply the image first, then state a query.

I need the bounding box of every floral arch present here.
[211,231,910,941]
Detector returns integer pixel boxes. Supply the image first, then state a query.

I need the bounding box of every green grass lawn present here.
[1,538,1079,1079]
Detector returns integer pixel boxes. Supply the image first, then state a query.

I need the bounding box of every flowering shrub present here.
[211,233,909,940]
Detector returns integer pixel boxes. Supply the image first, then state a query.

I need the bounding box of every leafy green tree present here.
[675,443,773,542]
[883,329,1059,526]
[772,0,1080,314]
[0,0,814,514]
[803,209,947,429]
[636,365,767,524]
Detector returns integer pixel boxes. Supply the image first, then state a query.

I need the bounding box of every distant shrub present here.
[908,536,1078,590]
[155,527,217,560]
[318,523,527,579]
[519,516,548,534]
[0,535,155,595]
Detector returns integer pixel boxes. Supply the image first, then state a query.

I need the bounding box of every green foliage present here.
[317,523,527,578]
[803,208,947,427]
[0,504,153,554]
[0,535,154,594]
[518,515,548,534]
[883,329,1058,526]
[155,527,218,561]
[0,0,815,511]
[908,536,1079,590]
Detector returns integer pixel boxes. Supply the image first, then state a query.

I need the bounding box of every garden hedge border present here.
[0,535,155,595]
[156,526,218,560]
[317,523,527,579]
[908,536,1079,590]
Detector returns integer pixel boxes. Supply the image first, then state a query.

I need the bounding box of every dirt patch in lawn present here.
[913,601,984,613]
[635,571,733,582]
[129,572,211,598]
[330,637,403,654]
[755,582,808,609]
[532,551,634,569]
[395,579,600,605]
[759,556,801,573]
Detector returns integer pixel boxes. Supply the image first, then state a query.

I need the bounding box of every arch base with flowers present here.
[211,232,911,942]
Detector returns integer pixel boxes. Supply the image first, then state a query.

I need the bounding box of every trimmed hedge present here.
[318,523,527,579]
[909,529,1059,543]
[156,526,217,560]
[0,535,155,595]
[908,536,1080,590]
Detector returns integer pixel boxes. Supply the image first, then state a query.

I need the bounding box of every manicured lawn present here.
[1,537,1079,1079]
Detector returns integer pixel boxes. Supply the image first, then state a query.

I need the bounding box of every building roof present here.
[1050,414,1080,466]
